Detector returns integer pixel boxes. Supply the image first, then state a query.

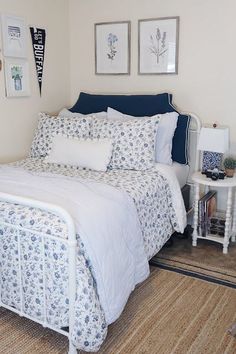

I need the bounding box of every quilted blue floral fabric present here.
[91,117,160,170]
[0,158,179,351]
[30,113,91,158]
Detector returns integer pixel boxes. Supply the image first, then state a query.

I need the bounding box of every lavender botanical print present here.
[0,158,181,351]
[139,17,179,74]
[149,27,168,64]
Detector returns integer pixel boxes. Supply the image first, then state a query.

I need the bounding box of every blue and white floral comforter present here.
[0,158,186,351]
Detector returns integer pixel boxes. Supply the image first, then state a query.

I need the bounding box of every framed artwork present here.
[4,58,30,97]
[1,15,27,58]
[138,17,179,75]
[95,21,130,75]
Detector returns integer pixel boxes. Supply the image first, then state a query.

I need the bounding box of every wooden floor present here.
[153,234,236,286]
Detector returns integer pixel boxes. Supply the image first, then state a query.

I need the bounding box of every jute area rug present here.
[151,236,236,288]
[0,268,235,354]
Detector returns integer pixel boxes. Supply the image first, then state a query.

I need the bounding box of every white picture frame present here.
[4,58,30,97]
[139,17,179,75]
[1,14,27,58]
[95,21,130,75]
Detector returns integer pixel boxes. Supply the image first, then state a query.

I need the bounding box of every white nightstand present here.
[192,171,236,254]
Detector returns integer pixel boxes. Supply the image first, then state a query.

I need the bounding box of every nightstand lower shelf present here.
[193,234,235,246]
[192,171,236,254]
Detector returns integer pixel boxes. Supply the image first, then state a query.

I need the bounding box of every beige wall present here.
[0,0,70,163]
[69,0,236,152]
[1,0,235,163]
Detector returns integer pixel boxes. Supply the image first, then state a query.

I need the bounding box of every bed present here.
[0,92,200,353]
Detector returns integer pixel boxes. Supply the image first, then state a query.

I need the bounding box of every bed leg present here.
[68,341,77,354]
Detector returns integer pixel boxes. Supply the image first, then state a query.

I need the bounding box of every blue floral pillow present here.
[91,117,159,170]
[30,113,91,157]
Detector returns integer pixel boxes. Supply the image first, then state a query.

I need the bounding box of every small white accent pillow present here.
[107,107,178,165]
[45,135,113,172]
[58,108,107,119]
[155,112,178,165]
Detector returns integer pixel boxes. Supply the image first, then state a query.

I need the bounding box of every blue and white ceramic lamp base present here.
[202,151,222,172]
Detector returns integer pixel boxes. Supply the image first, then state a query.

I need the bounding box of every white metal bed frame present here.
[0,193,78,354]
[186,112,201,182]
[0,112,201,354]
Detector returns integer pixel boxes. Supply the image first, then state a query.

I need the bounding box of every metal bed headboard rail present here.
[180,111,201,183]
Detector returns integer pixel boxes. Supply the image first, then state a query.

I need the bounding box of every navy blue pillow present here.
[171,113,190,165]
[70,92,191,165]
[70,92,173,116]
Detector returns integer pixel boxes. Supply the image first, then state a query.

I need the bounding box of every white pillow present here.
[155,112,178,165]
[58,108,107,119]
[107,107,178,165]
[45,135,113,172]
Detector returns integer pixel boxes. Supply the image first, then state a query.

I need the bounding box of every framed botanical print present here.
[4,58,30,97]
[95,21,130,75]
[1,15,27,58]
[138,17,179,75]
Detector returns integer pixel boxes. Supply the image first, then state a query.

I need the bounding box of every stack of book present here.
[209,212,225,236]
[198,190,217,236]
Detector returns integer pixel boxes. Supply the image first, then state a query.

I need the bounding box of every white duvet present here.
[0,162,187,326]
[0,166,149,324]
[154,163,187,232]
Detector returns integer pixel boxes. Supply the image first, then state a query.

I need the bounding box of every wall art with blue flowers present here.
[95,21,130,75]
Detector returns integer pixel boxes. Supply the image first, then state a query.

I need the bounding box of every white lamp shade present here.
[197,126,229,153]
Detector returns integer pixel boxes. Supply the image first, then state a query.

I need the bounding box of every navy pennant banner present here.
[30,27,46,96]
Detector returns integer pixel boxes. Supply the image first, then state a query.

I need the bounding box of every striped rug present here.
[151,237,236,289]
[0,268,235,354]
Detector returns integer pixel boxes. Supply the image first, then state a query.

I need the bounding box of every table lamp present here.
[197,125,229,172]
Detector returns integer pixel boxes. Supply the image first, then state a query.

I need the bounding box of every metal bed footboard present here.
[0,192,77,354]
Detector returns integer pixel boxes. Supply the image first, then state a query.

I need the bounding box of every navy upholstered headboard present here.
[70,92,191,165]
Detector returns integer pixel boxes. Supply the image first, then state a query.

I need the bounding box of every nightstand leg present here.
[232,189,236,242]
[223,187,233,254]
[192,183,200,247]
